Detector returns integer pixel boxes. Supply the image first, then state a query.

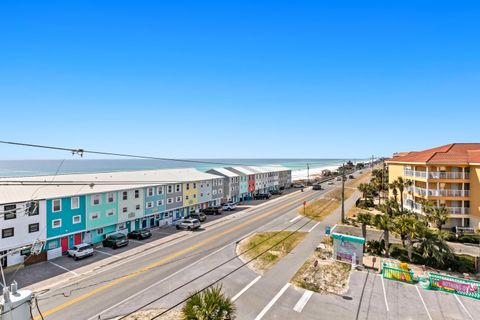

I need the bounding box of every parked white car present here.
[176,218,201,230]
[67,243,94,260]
[222,202,237,211]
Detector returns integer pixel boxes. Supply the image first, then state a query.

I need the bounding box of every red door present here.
[60,236,69,252]
[74,233,82,245]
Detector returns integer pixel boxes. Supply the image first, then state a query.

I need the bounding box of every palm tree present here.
[396,177,413,211]
[182,285,236,320]
[357,212,372,252]
[405,217,425,261]
[378,198,400,217]
[374,214,394,256]
[389,181,399,202]
[393,211,415,247]
[424,203,449,231]
[417,229,453,267]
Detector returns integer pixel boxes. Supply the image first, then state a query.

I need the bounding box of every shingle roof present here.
[387,143,480,164]
[0,168,222,203]
[207,167,239,178]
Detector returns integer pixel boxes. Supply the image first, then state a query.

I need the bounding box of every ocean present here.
[0,159,370,179]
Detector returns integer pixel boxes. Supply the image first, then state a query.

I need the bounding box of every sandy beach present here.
[291,165,340,181]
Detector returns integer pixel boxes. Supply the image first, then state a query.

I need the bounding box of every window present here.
[157,200,164,206]
[106,209,115,217]
[157,186,164,195]
[122,207,128,213]
[219,189,223,194]
[193,194,196,198]
[107,192,115,203]
[135,204,140,210]
[167,198,173,204]
[4,204,16,220]
[219,179,223,185]
[134,190,140,199]
[90,212,99,220]
[52,199,61,212]
[92,194,101,206]
[176,184,181,192]
[122,191,128,200]
[72,215,81,224]
[176,196,182,202]
[27,201,39,216]
[213,190,217,195]
[200,193,204,197]
[146,201,153,209]
[71,196,80,209]
[147,187,154,197]
[167,185,173,193]
[52,219,62,228]
[2,228,14,238]
[185,195,189,200]
[193,183,197,188]
[97,228,104,235]
[186,183,190,190]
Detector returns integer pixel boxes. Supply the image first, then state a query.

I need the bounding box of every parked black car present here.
[312,184,322,190]
[189,212,207,222]
[128,228,152,240]
[270,189,283,195]
[254,193,271,200]
[102,233,129,249]
[201,206,223,215]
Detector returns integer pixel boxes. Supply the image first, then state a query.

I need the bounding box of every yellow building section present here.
[183,182,198,207]
[469,165,480,226]
[387,163,404,198]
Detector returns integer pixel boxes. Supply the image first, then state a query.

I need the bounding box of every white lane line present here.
[254,283,291,320]
[293,290,313,313]
[380,275,390,312]
[415,286,432,320]
[454,295,473,320]
[129,239,154,246]
[48,261,79,276]
[232,276,262,302]
[94,250,115,256]
[308,221,321,233]
[87,241,237,320]
[289,215,301,223]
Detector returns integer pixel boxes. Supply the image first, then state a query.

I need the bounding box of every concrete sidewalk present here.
[235,191,362,319]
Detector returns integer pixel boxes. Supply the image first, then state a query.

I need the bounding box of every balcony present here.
[404,170,469,180]
[408,186,470,197]
[403,201,469,215]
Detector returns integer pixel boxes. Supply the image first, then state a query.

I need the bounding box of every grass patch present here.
[300,171,372,221]
[291,243,351,294]
[237,231,307,272]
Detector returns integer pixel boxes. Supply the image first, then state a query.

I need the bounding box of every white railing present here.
[407,186,470,197]
[404,201,470,215]
[446,207,470,215]
[404,169,469,179]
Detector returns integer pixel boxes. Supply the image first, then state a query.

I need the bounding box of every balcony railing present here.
[407,186,470,197]
[404,170,469,180]
[403,201,470,215]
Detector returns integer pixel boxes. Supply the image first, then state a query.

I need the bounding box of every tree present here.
[417,229,453,267]
[378,197,400,217]
[389,177,413,211]
[357,212,372,252]
[404,217,425,261]
[389,181,399,202]
[424,203,449,231]
[182,285,236,320]
[374,214,394,256]
[393,211,416,247]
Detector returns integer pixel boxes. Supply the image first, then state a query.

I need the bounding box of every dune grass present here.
[237,231,307,272]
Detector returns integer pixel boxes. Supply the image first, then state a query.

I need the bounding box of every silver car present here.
[67,243,94,260]
[176,218,201,230]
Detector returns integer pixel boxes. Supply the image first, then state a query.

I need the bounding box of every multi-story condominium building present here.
[226,167,257,201]
[206,168,240,203]
[387,143,480,230]
[0,166,290,268]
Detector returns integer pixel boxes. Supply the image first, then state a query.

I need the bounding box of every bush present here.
[182,285,236,320]
[457,235,480,244]
[366,240,384,255]
[357,199,374,209]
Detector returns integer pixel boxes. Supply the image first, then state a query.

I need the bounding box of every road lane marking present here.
[48,261,79,276]
[254,283,291,320]
[330,223,338,233]
[293,290,313,313]
[415,286,432,320]
[380,275,389,312]
[289,215,301,223]
[128,239,154,246]
[34,192,315,320]
[232,275,262,302]
[307,221,321,233]
[454,295,473,320]
[88,242,238,320]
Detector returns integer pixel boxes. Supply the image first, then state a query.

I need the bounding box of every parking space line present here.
[48,261,79,276]
[380,275,390,312]
[95,250,117,257]
[307,221,321,233]
[330,223,338,233]
[232,275,261,302]
[415,286,432,320]
[289,215,301,223]
[454,295,474,320]
[293,290,313,313]
[254,283,291,320]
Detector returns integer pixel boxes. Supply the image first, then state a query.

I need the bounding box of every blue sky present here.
[1,1,479,159]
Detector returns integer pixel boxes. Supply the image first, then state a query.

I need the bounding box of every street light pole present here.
[341,162,345,223]
[307,163,310,186]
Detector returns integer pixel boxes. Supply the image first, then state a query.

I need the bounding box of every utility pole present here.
[341,162,345,223]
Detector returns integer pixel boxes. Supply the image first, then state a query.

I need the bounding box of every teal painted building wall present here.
[85,192,119,230]
[46,196,86,249]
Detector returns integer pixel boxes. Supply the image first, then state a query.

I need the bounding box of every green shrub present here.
[366,240,384,255]
[182,285,236,320]
[457,235,480,244]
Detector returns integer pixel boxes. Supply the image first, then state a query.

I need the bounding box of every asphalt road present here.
[30,185,334,320]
